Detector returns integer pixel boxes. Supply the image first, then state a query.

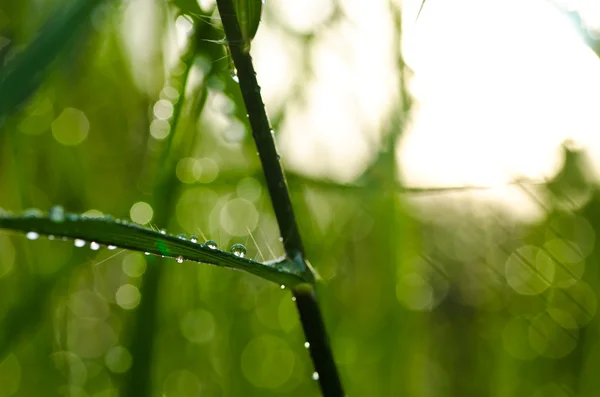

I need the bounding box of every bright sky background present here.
[250,0,600,193]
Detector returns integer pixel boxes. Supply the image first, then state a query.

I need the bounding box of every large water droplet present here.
[176,256,184,263]
[280,285,285,289]
[231,69,239,83]
[190,235,198,243]
[205,240,217,249]
[230,244,246,258]
[49,205,65,222]
[23,208,42,218]
[312,372,319,381]
[90,242,100,251]
[74,239,86,248]
[26,231,39,240]
[107,245,117,250]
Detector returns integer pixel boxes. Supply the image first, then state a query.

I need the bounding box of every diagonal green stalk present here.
[215,0,344,395]
[0,0,101,125]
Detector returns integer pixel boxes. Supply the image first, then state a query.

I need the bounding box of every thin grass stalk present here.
[122,47,195,397]
[214,0,344,395]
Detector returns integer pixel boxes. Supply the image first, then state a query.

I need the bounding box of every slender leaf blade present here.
[0,0,100,122]
[0,211,310,286]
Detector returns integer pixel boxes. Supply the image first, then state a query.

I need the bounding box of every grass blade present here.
[0,210,310,286]
[0,0,100,123]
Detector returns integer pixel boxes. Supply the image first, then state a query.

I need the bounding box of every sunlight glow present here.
[252,0,600,216]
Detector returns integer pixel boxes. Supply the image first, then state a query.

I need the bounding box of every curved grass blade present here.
[416,0,426,20]
[0,0,100,123]
[0,210,312,286]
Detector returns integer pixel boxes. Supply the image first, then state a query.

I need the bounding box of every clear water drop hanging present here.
[230,244,246,258]
[90,242,100,250]
[205,240,217,249]
[26,231,39,240]
[176,256,184,263]
[23,208,42,218]
[48,205,65,222]
[74,239,86,248]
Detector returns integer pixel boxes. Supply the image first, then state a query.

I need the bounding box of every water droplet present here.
[177,233,187,240]
[205,240,217,249]
[230,244,246,258]
[107,245,117,250]
[176,256,184,263]
[23,208,42,218]
[48,205,65,222]
[292,296,296,302]
[312,372,319,381]
[160,229,167,235]
[26,231,39,240]
[278,237,283,242]
[144,252,150,255]
[190,235,198,243]
[304,342,310,349]
[74,239,86,248]
[280,285,285,289]
[48,235,55,240]
[90,242,100,250]
[231,70,239,83]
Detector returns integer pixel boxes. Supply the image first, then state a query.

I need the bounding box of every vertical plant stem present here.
[123,51,194,397]
[215,1,344,395]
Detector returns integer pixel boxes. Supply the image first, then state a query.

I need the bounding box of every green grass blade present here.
[0,210,310,286]
[0,0,100,123]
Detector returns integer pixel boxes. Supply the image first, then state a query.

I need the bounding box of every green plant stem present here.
[123,48,196,397]
[216,0,304,259]
[215,1,344,395]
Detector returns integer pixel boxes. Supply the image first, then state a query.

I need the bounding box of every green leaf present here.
[0,209,312,286]
[233,0,263,51]
[0,0,100,123]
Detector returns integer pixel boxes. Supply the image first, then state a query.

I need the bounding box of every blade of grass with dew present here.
[0,0,101,124]
[0,210,311,286]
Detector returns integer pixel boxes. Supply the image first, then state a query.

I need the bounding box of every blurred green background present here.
[1,0,600,396]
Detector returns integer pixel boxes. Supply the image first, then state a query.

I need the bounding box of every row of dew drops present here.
[21,206,321,382]
[22,206,249,261]
[21,207,321,381]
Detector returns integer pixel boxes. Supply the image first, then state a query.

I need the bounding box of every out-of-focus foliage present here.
[1,1,600,397]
